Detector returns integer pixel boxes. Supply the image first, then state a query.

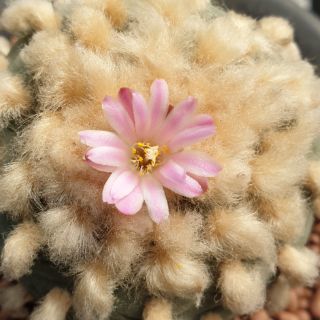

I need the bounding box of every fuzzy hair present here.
[1,0,58,35]
[206,206,276,270]
[219,261,268,315]
[0,37,10,56]
[277,245,320,286]
[0,161,35,218]
[143,298,173,320]
[1,221,43,279]
[0,72,32,128]
[30,288,71,320]
[0,0,319,318]
[73,262,115,320]
[265,275,291,315]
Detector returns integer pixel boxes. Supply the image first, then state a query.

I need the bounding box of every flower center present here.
[131,142,168,174]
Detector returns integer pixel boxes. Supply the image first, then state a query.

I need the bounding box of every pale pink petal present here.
[118,88,134,121]
[85,159,114,173]
[158,97,197,143]
[102,170,124,203]
[191,114,215,127]
[85,146,127,167]
[110,170,139,202]
[168,125,215,151]
[132,92,149,139]
[79,130,126,149]
[156,171,204,198]
[141,175,169,223]
[150,79,169,128]
[189,174,209,193]
[115,185,143,215]
[155,159,186,182]
[102,97,136,143]
[172,151,222,177]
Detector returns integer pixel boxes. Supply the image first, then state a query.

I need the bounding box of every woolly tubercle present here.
[38,206,99,265]
[0,72,32,128]
[30,288,71,320]
[253,189,308,243]
[219,261,268,315]
[97,0,128,29]
[265,275,291,315]
[20,31,90,110]
[99,212,148,280]
[1,221,43,280]
[69,7,112,53]
[0,37,11,56]
[260,17,294,46]
[139,212,209,300]
[1,0,58,35]
[73,262,115,320]
[195,13,252,65]
[144,0,210,26]
[206,207,276,269]
[143,298,173,320]
[142,252,210,302]
[277,246,319,286]
[0,161,34,219]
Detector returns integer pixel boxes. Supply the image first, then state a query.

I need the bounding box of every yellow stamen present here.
[130,142,168,174]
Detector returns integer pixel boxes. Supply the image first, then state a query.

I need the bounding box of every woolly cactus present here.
[0,1,319,319]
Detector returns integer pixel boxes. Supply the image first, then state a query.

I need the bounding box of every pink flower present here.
[79,79,221,223]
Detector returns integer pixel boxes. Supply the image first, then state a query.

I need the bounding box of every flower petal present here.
[110,170,139,202]
[156,171,204,198]
[172,151,222,177]
[85,158,114,173]
[102,96,136,143]
[150,79,169,128]
[191,114,215,127]
[102,170,124,203]
[141,175,169,223]
[85,146,127,166]
[168,124,215,151]
[156,159,186,182]
[118,87,134,121]
[189,174,209,193]
[115,185,144,215]
[132,92,149,139]
[158,96,197,143]
[79,130,126,149]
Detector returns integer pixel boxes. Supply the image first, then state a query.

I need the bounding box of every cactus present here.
[0,1,319,319]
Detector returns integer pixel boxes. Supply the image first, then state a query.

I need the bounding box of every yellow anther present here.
[130,141,168,174]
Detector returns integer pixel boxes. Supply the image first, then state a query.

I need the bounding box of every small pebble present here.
[310,233,320,245]
[311,288,320,318]
[302,288,313,298]
[296,310,311,320]
[299,298,310,310]
[251,310,271,320]
[308,244,320,254]
[277,311,299,320]
[287,291,299,312]
[313,223,320,234]
[295,288,306,298]
[313,198,320,219]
